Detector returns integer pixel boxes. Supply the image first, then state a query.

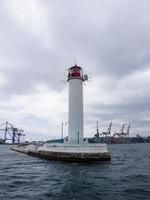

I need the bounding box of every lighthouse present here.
[11,64,111,162]
[67,64,88,143]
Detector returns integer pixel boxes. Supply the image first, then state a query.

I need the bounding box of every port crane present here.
[113,124,124,137]
[126,124,130,136]
[94,121,100,138]
[102,122,112,136]
[0,121,25,144]
[113,124,130,137]
[120,124,125,136]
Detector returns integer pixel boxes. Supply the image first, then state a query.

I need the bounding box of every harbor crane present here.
[102,122,112,136]
[0,121,25,144]
[126,124,130,136]
[94,121,100,138]
[120,124,125,136]
[113,124,125,137]
[113,124,130,137]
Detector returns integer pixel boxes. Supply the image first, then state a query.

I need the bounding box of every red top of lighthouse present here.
[67,64,83,81]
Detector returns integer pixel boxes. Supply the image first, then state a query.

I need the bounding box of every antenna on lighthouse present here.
[75,57,77,65]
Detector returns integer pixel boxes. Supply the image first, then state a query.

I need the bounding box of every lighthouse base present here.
[11,143,111,162]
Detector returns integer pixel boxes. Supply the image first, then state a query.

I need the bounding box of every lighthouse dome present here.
[68,64,83,80]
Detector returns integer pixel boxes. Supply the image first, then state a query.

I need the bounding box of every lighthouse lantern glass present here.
[68,67,81,79]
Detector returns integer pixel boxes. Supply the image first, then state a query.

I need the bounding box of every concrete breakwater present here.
[11,143,111,162]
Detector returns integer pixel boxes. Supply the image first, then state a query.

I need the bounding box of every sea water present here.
[0,143,150,200]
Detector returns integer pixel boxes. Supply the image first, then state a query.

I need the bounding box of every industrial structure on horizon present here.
[0,121,25,144]
[91,122,131,144]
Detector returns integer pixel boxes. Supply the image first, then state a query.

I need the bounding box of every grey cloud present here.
[0,4,65,95]
[84,102,150,134]
[1,0,150,94]
[0,0,150,137]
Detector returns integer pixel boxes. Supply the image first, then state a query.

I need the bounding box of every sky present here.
[0,0,150,141]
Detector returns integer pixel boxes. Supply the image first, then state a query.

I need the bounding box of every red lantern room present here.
[68,64,83,81]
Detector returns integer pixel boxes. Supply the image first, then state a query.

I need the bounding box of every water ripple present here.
[0,144,150,200]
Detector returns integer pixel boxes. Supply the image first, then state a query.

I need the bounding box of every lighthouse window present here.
[69,68,80,77]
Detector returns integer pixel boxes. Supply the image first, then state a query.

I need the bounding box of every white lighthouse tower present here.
[12,64,111,162]
[67,64,88,143]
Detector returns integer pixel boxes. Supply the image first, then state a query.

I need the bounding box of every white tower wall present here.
[68,78,83,143]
